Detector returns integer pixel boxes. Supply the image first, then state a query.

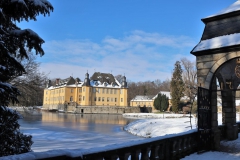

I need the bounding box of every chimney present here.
[56,78,60,85]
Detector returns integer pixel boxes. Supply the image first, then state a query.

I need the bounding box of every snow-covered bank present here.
[123,113,193,119]
[124,116,196,138]
[123,113,240,138]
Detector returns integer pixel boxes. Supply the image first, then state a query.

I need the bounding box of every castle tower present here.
[120,75,128,107]
[82,72,91,106]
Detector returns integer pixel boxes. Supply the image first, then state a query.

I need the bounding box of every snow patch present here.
[192,33,240,52]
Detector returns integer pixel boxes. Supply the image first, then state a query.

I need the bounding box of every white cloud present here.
[39,30,196,82]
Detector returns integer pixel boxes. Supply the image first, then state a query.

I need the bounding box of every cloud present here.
[39,30,197,82]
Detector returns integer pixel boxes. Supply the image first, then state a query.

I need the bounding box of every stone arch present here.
[204,52,239,89]
[195,53,240,150]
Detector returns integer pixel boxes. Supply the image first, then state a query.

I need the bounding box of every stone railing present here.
[218,122,240,140]
[39,131,198,160]
[39,123,240,160]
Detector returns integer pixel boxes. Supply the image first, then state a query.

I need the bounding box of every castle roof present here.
[46,72,123,89]
[131,95,155,101]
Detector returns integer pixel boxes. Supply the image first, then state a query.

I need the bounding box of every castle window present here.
[102,89,105,94]
[114,89,117,94]
[120,89,122,94]
[111,98,113,102]
[107,97,110,102]
[94,97,97,101]
[83,87,85,92]
[102,97,104,102]
[98,97,101,101]
[121,98,123,102]
[79,88,82,93]
[93,88,96,93]
[115,98,117,102]
[110,89,112,94]
[70,96,73,102]
[83,96,85,101]
[70,89,73,93]
[106,89,109,94]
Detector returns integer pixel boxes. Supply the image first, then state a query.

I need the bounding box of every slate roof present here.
[191,1,240,55]
[46,72,125,89]
[131,95,155,101]
[90,72,119,87]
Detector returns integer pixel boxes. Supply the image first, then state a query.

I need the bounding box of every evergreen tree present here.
[154,93,169,111]
[154,94,161,110]
[160,94,169,111]
[0,0,53,156]
[170,61,185,112]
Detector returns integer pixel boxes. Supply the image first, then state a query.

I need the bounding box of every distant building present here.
[43,72,128,109]
[130,91,171,110]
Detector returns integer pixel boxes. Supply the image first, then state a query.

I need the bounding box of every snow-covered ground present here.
[123,113,197,138]
[1,112,240,160]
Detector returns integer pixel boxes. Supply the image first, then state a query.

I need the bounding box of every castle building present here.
[130,91,171,110]
[43,72,128,109]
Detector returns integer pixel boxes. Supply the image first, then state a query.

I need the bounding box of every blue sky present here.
[19,0,236,82]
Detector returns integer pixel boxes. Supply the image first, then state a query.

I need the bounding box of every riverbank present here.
[43,105,152,114]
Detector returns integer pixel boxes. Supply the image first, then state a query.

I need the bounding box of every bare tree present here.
[10,52,48,106]
[180,58,197,103]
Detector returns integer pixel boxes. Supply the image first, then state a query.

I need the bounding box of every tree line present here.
[116,58,197,113]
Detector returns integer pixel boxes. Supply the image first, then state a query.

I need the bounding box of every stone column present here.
[221,89,238,140]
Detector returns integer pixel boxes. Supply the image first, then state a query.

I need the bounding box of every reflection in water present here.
[19,111,135,133]
[18,111,142,152]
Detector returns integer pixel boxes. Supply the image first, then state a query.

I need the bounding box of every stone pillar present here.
[211,78,221,150]
[221,89,238,140]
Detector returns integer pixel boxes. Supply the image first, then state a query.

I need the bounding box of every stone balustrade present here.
[38,122,240,160]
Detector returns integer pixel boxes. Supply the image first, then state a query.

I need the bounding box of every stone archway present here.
[191,1,240,151]
[199,52,240,89]
[195,55,240,152]
[211,58,240,140]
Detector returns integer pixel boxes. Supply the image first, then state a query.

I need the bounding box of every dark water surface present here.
[18,111,143,152]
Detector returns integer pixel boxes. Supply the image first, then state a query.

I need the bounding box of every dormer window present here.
[95,81,99,86]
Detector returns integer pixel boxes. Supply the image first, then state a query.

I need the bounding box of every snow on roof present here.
[90,80,120,88]
[206,0,240,18]
[192,33,240,52]
[131,91,171,102]
[152,91,171,99]
[131,95,155,101]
